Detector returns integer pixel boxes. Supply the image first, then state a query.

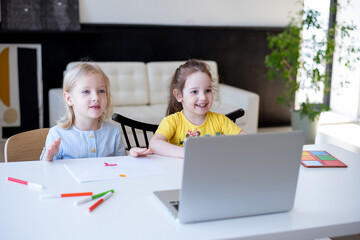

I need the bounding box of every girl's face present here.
[174,71,213,123]
[64,72,108,129]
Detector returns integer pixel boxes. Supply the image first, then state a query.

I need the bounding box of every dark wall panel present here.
[0,24,290,128]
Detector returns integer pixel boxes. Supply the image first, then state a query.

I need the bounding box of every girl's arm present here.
[42,138,61,162]
[129,147,154,157]
[149,133,184,158]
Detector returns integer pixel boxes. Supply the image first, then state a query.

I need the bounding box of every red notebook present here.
[301,150,347,168]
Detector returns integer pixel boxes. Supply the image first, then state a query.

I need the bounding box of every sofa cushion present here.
[146,61,219,105]
[113,104,167,125]
[211,103,247,126]
[65,62,149,106]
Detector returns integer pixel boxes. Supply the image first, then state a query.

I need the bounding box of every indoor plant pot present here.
[290,109,319,144]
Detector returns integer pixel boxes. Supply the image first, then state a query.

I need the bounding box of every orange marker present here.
[40,192,92,199]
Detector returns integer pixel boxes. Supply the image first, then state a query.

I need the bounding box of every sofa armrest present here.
[218,83,259,133]
[49,88,66,127]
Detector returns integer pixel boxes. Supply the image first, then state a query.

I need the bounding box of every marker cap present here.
[28,182,44,190]
[39,194,61,199]
[74,196,92,206]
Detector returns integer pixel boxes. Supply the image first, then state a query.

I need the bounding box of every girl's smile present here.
[195,103,208,108]
[90,105,101,110]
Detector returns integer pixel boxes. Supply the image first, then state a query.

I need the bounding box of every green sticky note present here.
[317,155,336,160]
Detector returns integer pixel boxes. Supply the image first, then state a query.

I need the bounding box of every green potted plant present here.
[265,2,359,143]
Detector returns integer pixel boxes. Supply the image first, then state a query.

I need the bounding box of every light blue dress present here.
[40,121,126,160]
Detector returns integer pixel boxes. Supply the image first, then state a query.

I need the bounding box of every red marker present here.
[88,192,113,213]
[7,177,44,190]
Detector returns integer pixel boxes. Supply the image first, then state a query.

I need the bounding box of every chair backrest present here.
[226,108,245,123]
[4,128,50,162]
[112,113,158,150]
[112,108,244,150]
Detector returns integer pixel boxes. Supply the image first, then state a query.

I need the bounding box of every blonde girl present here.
[41,62,126,161]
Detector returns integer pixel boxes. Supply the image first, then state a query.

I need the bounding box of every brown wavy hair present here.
[166,60,215,116]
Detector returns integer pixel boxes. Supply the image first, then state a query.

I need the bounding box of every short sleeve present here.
[155,115,178,141]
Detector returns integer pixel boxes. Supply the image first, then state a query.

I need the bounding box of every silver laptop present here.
[153,131,305,223]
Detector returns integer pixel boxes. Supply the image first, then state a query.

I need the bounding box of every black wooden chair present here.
[112,113,158,150]
[225,108,245,123]
[112,108,245,150]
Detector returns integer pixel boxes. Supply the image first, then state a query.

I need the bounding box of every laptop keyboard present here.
[170,201,179,211]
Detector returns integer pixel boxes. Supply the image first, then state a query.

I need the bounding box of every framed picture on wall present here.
[0,44,43,139]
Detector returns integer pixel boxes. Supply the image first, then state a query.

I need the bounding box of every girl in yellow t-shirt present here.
[130,60,245,158]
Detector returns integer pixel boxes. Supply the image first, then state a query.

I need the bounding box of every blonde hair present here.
[57,62,112,129]
[166,59,216,116]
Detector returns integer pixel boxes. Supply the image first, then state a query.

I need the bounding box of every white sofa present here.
[49,61,260,134]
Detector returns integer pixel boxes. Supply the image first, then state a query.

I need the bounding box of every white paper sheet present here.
[64,156,167,183]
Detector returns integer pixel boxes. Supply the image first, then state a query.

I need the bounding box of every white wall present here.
[0,0,302,27]
[79,0,302,27]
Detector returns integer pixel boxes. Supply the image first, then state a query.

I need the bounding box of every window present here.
[299,0,360,121]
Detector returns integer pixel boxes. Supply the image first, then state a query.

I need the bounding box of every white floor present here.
[257,123,360,154]
[258,111,360,155]
[316,123,360,154]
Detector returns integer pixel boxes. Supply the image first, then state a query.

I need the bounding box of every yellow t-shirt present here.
[156,111,242,146]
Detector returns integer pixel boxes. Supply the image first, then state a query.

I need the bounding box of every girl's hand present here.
[239,129,247,135]
[129,147,154,157]
[43,138,61,162]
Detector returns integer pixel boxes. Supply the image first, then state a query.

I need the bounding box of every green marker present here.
[74,190,114,206]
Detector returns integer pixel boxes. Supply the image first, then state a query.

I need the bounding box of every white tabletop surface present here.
[0,144,359,240]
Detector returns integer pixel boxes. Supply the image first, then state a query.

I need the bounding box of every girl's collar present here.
[180,110,209,127]
[72,121,104,132]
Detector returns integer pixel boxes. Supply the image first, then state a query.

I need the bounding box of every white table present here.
[0,144,359,240]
